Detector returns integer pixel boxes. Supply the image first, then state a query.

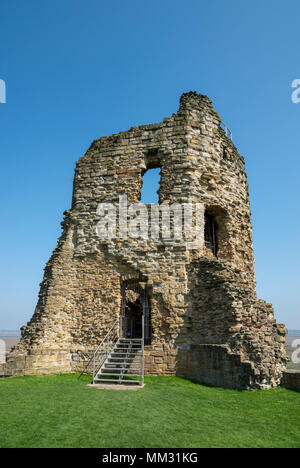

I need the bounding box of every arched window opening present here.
[205,211,218,256]
[140,168,161,204]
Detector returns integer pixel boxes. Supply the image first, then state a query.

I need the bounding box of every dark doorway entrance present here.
[121,280,152,345]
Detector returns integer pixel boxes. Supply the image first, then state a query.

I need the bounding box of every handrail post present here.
[89,318,119,384]
[93,352,95,384]
[142,314,145,385]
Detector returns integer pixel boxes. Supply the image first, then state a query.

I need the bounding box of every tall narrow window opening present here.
[205,211,218,256]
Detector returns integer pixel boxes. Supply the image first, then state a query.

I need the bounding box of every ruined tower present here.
[7,92,287,389]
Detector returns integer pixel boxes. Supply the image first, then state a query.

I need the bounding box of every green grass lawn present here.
[0,374,299,448]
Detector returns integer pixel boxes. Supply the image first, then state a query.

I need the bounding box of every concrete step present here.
[114,347,142,350]
[102,367,141,372]
[119,340,143,344]
[94,378,142,384]
[108,357,141,360]
[98,372,141,377]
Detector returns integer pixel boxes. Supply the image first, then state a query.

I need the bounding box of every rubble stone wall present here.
[281,370,300,392]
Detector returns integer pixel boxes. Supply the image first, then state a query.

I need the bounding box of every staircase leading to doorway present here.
[93,338,144,385]
[91,318,145,386]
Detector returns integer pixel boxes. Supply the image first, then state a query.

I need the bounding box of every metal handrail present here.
[78,318,119,380]
[92,318,119,383]
[80,314,145,385]
[94,318,119,356]
[93,338,118,381]
[78,350,96,379]
[220,121,232,141]
[142,314,145,385]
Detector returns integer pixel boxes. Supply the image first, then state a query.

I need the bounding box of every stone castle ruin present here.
[4,92,287,389]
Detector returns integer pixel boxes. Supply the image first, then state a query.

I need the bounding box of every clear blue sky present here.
[0,0,299,330]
